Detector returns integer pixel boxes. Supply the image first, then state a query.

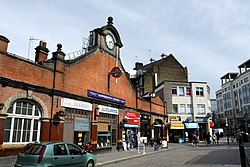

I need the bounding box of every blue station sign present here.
[88,90,126,105]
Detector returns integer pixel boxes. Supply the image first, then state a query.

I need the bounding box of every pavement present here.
[95,138,241,166]
[0,138,244,167]
[96,144,173,166]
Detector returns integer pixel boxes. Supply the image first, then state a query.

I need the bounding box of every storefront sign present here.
[61,98,92,111]
[125,110,140,125]
[170,123,184,129]
[88,90,126,105]
[184,123,199,129]
[74,117,89,131]
[196,117,206,123]
[169,116,181,122]
[98,105,118,115]
[123,124,138,128]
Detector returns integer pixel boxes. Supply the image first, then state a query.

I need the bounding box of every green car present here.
[15,141,96,167]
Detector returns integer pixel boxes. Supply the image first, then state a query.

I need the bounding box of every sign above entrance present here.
[170,123,184,129]
[61,98,92,111]
[98,105,118,115]
[125,110,140,125]
[169,116,181,122]
[184,123,199,129]
[74,117,90,131]
[88,90,126,105]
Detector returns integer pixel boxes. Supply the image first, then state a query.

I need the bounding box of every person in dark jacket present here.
[206,132,211,146]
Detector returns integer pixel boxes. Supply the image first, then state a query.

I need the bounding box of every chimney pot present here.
[0,35,10,52]
[35,40,49,62]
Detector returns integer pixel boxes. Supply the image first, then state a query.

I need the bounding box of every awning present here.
[124,124,138,128]
[184,123,199,129]
[170,123,185,129]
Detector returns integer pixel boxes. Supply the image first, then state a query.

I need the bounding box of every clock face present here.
[105,34,115,50]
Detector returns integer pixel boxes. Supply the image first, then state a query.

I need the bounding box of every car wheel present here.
[86,160,94,167]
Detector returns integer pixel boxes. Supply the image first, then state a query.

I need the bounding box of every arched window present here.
[3,100,41,144]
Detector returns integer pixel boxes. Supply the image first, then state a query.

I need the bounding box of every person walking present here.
[206,132,211,146]
[192,133,198,148]
[212,133,217,145]
[216,132,220,145]
[154,133,162,151]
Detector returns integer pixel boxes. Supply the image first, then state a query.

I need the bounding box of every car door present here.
[67,143,86,167]
[53,144,72,166]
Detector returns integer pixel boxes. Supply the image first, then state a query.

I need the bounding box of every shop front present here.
[97,105,118,152]
[184,122,199,142]
[122,110,140,150]
[61,98,92,147]
[168,115,185,143]
[152,118,164,143]
[140,113,151,145]
[196,117,207,141]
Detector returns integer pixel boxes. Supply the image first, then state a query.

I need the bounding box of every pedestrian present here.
[212,133,217,144]
[192,133,198,148]
[216,132,220,145]
[154,133,162,151]
[206,132,211,146]
[157,133,162,146]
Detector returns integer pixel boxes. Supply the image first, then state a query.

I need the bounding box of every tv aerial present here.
[28,36,44,60]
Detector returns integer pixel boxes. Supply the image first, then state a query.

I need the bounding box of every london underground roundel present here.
[110,67,122,78]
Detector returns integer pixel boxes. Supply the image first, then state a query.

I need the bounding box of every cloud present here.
[1,0,250,99]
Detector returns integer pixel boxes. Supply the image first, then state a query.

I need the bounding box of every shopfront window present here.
[98,112,117,146]
[97,132,111,147]
[4,101,41,144]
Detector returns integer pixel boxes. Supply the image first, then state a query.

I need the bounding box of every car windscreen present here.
[21,143,44,155]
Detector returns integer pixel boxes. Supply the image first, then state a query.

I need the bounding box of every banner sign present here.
[74,117,89,131]
[61,98,92,111]
[169,116,181,122]
[125,110,140,125]
[88,90,126,105]
[98,105,119,115]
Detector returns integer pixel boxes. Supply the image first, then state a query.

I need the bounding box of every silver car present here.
[15,141,96,167]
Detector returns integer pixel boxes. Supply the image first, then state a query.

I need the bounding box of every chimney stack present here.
[35,41,49,62]
[134,62,143,70]
[161,53,167,59]
[0,35,10,52]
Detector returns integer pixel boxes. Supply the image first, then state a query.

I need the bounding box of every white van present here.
[212,128,224,137]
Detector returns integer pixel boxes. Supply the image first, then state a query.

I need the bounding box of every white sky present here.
[1,0,250,99]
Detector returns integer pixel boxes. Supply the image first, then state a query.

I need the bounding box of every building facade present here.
[0,17,166,156]
[131,54,212,142]
[216,59,250,134]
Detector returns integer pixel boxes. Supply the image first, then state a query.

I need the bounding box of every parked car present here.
[14,141,96,167]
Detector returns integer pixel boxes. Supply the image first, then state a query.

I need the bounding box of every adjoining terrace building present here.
[216,59,250,134]
[130,54,212,142]
[0,17,166,156]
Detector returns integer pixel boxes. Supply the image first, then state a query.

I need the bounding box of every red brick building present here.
[0,17,166,156]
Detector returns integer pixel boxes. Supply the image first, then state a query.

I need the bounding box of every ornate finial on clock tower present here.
[107,16,113,25]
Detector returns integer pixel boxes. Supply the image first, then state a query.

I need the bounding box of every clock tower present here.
[87,16,123,57]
